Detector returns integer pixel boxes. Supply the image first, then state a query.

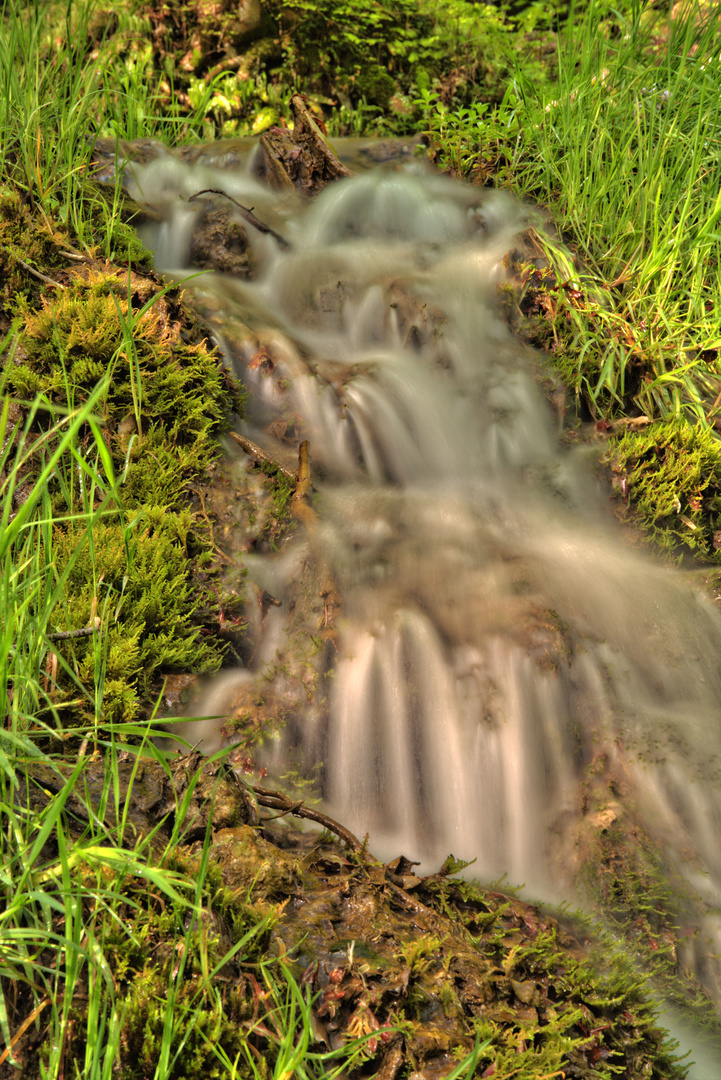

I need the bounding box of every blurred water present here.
[131,149,721,1068]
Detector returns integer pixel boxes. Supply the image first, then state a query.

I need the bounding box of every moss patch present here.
[605,419,721,562]
[575,753,721,1036]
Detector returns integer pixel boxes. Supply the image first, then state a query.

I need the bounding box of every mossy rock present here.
[0,184,154,323]
[1,238,247,727]
[606,418,721,562]
[11,266,243,461]
[19,753,690,1080]
[0,186,73,314]
[354,65,398,109]
[48,512,222,720]
[574,752,721,1034]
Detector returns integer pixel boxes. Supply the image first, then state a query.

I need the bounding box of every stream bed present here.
[126,140,721,1073]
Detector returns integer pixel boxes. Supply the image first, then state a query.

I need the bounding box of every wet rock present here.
[165,751,260,837]
[198,823,297,900]
[87,137,173,185]
[360,138,425,164]
[188,199,254,277]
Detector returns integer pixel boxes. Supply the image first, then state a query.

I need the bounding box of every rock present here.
[197,823,297,899]
[27,751,259,843]
[188,199,254,277]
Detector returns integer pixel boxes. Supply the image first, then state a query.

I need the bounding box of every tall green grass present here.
[0,0,208,254]
[0,374,119,741]
[421,0,721,423]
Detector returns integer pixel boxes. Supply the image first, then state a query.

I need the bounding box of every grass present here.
[417,0,721,561]
[0,1,397,1073]
[421,0,721,427]
[0,730,402,1076]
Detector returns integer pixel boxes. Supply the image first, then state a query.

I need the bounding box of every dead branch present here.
[46,626,98,641]
[252,783,364,851]
[10,250,65,288]
[289,94,354,180]
[228,431,296,481]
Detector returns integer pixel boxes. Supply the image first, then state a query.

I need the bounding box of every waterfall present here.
[130,148,721,1066]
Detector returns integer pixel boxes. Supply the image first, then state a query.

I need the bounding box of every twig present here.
[10,251,65,289]
[228,431,296,481]
[188,189,291,249]
[0,997,50,1067]
[252,784,364,851]
[57,248,87,262]
[47,626,98,641]
[292,440,312,502]
[251,782,438,925]
[291,439,318,527]
[204,55,244,80]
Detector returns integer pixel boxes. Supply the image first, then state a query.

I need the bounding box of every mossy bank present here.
[1,181,246,728]
[4,750,688,1080]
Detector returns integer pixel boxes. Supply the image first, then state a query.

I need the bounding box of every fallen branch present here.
[188,189,290,249]
[228,431,296,481]
[10,250,65,289]
[46,626,98,641]
[252,783,364,851]
[289,94,354,180]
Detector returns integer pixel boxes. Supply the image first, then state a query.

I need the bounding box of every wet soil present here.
[18,751,686,1080]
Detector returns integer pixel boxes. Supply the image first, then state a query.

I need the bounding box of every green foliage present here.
[0,186,71,305]
[607,419,721,561]
[269,0,437,100]
[1,262,244,729]
[0,746,398,1078]
[421,1,721,428]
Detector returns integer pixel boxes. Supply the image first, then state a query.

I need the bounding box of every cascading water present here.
[129,146,721,1069]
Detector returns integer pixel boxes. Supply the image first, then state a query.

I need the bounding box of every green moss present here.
[582,820,721,1037]
[43,855,266,1080]
[13,271,238,459]
[118,971,255,1080]
[49,513,222,719]
[0,185,72,308]
[421,875,686,1078]
[82,182,157,269]
[355,65,397,109]
[2,257,246,725]
[607,418,721,561]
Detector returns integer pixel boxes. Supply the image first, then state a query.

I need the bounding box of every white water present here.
[130,148,721,1069]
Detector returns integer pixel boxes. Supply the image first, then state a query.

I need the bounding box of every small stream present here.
[128,141,721,1073]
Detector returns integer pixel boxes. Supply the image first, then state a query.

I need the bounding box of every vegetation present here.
[0,738,688,1078]
[418,0,721,561]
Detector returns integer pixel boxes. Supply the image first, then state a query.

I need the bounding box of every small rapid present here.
[129,146,721,1067]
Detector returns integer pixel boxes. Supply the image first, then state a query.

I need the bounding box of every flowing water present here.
[128,144,721,1070]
